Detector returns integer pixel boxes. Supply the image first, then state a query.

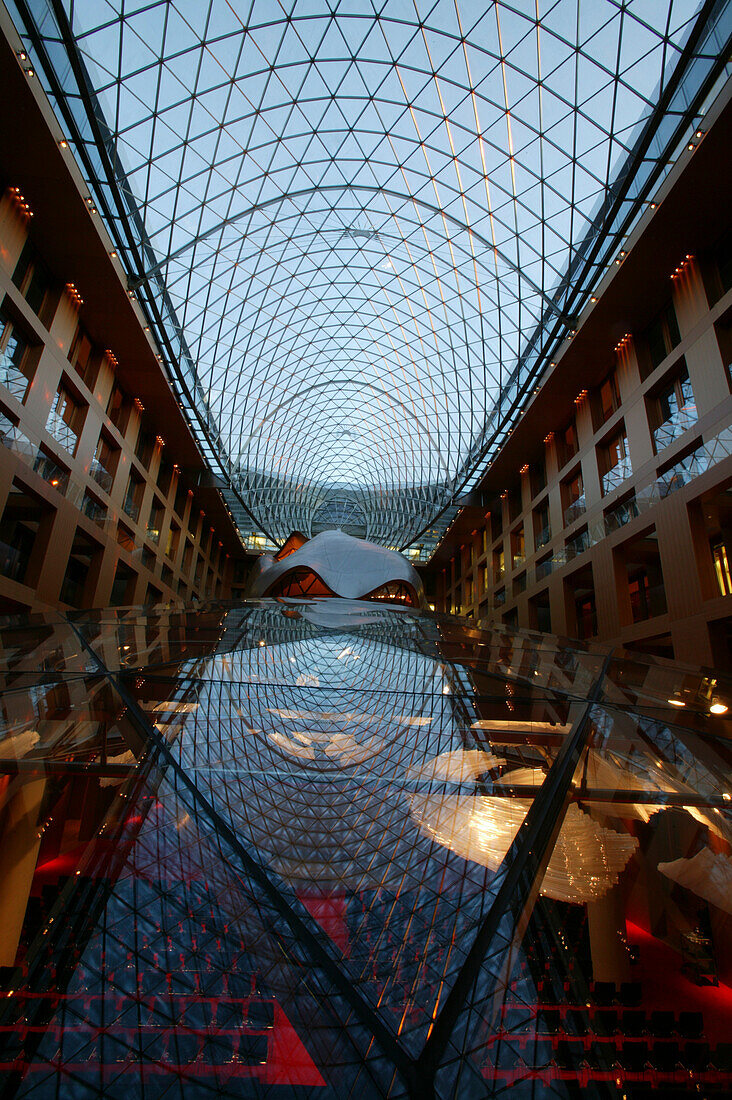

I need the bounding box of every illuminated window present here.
[712,540,732,596]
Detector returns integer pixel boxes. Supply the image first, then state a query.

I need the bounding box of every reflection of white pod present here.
[409,789,639,904]
[1,728,40,759]
[658,848,732,915]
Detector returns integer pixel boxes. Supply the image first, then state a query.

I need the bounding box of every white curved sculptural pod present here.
[246,529,425,604]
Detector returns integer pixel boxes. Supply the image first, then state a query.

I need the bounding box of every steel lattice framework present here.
[0,599,731,1096]
[8,0,732,554]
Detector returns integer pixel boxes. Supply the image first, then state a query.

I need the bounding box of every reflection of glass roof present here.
[11,1,732,552]
[2,599,731,1096]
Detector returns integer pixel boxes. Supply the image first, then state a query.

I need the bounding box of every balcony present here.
[0,358,28,401]
[653,406,696,452]
[0,410,33,463]
[33,451,69,495]
[566,530,590,560]
[534,524,551,550]
[630,581,668,623]
[563,495,586,526]
[123,497,141,523]
[45,409,78,454]
[535,557,553,581]
[601,455,632,496]
[90,459,113,494]
[604,496,639,534]
[82,492,107,526]
[657,448,708,498]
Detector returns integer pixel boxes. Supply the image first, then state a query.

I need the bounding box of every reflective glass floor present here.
[0,598,730,1099]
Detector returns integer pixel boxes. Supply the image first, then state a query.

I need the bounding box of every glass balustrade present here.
[45,408,78,454]
[33,450,69,494]
[0,357,28,401]
[82,492,107,525]
[653,406,697,451]
[604,495,640,533]
[89,459,113,494]
[563,495,586,526]
[601,455,633,496]
[658,448,708,497]
[123,496,141,523]
[534,524,551,549]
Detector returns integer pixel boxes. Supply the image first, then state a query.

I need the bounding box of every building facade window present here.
[644,300,681,374]
[593,369,621,429]
[91,432,118,494]
[13,241,52,320]
[147,497,165,544]
[530,459,547,498]
[563,468,585,525]
[46,384,84,456]
[712,539,732,596]
[559,420,579,468]
[493,547,505,584]
[600,428,631,495]
[124,472,144,523]
[69,325,96,388]
[650,366,696,452]
[510,527,525,569]
[575,593,597,639]
[533,501,551,549]
[0,309,32,402]
[107,384,130,434]
[135,431,154,468]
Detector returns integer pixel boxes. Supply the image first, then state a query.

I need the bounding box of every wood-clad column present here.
[0,776,46,967]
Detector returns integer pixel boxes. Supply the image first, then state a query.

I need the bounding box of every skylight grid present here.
[11,0,727,551]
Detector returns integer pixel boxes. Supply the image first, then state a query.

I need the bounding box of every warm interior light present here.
[667,697,685,707]
[710,701,728,715]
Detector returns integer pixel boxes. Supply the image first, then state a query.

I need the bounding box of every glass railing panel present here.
[0,357,29,401]
[0,408,34,463]
[601,456,633,496]
[33,449,69,494]
[89,459,113,494]
[563,495,586,526]
[123,496,141,522]
[658,448,708,497]
[653,406,697,451]
[604,495,639,533]
[82,492,107,525]
[565,531,590,559]
[534,524,551,549]
[45,408,79,454]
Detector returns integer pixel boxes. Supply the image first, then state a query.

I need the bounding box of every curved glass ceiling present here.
[10,0,732,552]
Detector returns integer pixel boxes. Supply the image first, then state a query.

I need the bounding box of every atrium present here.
[0,2,731,1098]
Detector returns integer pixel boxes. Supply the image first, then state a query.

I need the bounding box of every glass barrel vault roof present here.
[8,0,732,553]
